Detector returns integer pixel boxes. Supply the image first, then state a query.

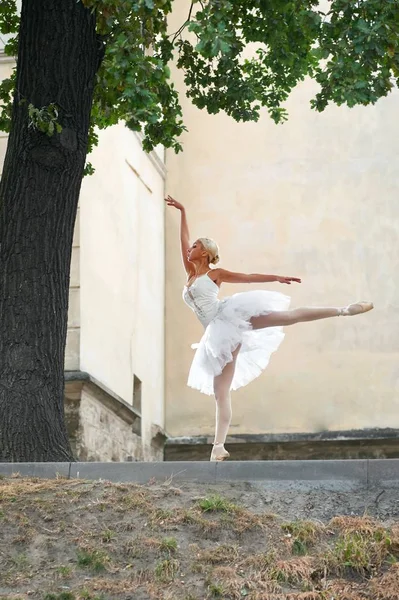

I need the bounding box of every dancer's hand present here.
[165,195,184,211]
[276,276,302,285]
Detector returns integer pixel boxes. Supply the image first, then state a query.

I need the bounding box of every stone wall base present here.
[64,373,166,462]
[165,429,399,461]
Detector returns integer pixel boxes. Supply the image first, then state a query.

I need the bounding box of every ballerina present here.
[165,195,373,462]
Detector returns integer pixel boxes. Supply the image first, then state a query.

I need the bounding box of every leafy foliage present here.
[27,103,63,137]
[0,0,398,169]
[0,0,19,36]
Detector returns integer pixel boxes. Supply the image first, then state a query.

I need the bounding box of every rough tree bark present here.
[0,0,101,461]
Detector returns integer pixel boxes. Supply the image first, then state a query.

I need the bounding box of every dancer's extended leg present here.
[250,301,373,329]
[211,345,241,461]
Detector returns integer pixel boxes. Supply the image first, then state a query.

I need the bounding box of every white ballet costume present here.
[182,273,290,395]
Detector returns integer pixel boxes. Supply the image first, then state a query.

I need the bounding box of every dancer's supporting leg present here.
[250,301,373,329]
[211,344,241,461]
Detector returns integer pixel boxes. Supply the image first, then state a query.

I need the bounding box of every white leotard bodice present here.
[182,273,221,327]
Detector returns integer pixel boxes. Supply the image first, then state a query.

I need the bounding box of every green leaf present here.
[2,0,397,154]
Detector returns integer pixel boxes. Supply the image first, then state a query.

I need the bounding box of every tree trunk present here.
[0,0,100,461]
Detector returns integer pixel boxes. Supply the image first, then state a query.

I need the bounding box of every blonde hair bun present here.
[198,237,220,266]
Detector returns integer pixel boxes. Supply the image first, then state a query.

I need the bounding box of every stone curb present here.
[0,459,398,487]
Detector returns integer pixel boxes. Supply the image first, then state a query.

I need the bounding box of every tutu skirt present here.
[188,290,290,395]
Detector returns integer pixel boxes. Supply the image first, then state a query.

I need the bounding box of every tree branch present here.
[170,1,194,44]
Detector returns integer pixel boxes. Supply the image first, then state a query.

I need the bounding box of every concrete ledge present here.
[69,461,216,483]
[0,463,70,478]
[215,459,367,483]
[368,458,399,488]
[0,460,398,487]
[0,463,14,477]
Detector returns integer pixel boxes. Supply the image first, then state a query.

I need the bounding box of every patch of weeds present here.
[9,552,29,569]
[282,520,321,542]
[56,565,72,578]
[154,558,179,583]
[148,507,176,528]
[239,549,277,571]
[292,538,309,556]
[206,566,253,598]
[100,529,116,543]
[221,508,274,533]
[196,544,239,565]
[198,494,236,513]
[59,520,67,532]
[281,521,322,556]
[122,489,152,511]
[324,530,390,575]
[181,508,219,533]
[1,490,17,502]
[207,582,225,598]
[282,520,322,555]
[76,549,109,573]
[123,538,143,559]
[159,536,178,554]
[191,561,206,574]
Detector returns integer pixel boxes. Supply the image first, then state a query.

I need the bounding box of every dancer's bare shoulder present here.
[209,268,248,285]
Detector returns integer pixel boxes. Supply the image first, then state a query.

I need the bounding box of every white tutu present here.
[187,289,290,395]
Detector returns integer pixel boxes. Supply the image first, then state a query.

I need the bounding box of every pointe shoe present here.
[339,301,374,316]
[210,444,230,462]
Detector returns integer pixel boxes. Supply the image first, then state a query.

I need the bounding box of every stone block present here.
[368,459,399,487]
[215,460,368,485]
[0,463,70,478]
[0,463,14,477]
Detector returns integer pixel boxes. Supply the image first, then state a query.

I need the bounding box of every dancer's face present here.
[187,240,208,264]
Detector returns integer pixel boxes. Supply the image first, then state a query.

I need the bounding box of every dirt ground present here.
[1,475,399,600]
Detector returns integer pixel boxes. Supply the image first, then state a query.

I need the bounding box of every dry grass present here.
[269,556,318,586]
[193,543,239,565]
[322,578,370,599]
[329,514,385,536]
[0,476,399,600]
[371,563,399,600]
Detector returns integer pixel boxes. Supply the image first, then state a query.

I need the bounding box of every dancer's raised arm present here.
[165,195,193,275]
[211,269,301,285]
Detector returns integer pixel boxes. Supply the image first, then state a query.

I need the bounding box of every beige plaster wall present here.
[165,3,399,437]
[79,125,166,455]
